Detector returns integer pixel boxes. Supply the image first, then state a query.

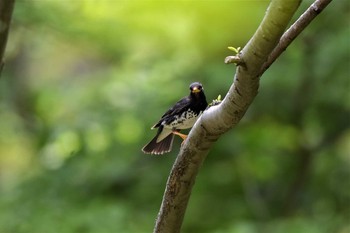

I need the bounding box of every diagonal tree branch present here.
[0,0,15,75]
[153,0,332,232]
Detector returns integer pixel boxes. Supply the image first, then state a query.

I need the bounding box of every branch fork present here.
[154,1,333,232]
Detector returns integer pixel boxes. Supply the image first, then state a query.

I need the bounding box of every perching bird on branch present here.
[142,82,208,155]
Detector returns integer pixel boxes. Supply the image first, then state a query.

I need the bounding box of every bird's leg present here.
[172,131,187,140]
[172,130,188,146]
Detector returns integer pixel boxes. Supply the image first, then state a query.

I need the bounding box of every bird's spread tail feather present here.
[142,132,174,155]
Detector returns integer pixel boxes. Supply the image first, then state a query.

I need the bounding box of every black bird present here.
[142,82,208,155]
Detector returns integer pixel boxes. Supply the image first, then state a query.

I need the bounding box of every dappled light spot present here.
[85,123,111,153]
[0,111,34,189]
[35,90,66,124]
[114,116,143,145]
[40,130,80,170]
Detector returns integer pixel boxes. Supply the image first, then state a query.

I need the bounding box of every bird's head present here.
[189,82,204,94]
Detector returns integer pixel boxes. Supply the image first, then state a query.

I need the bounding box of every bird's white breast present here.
[163,110,202,130]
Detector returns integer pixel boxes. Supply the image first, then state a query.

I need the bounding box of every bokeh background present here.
[0,1,349,233]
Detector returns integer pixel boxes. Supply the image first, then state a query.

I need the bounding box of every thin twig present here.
[0,0,15,76]
[260,0,333,75]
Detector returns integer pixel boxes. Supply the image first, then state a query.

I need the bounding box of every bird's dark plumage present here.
[142,82,208,155]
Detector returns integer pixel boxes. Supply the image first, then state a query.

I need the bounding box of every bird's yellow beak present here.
[192,87,201,93]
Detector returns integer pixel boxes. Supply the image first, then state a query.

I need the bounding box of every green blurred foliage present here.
[0,0,349,233]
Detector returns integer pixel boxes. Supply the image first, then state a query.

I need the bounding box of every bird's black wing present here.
[152,96,191,129]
